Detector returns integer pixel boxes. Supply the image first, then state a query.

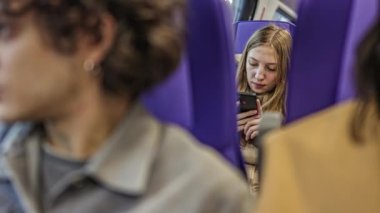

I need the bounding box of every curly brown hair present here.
[0,0,186,100]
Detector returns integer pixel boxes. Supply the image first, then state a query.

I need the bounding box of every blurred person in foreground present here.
[0,0,252,212]
[256,19,380,212]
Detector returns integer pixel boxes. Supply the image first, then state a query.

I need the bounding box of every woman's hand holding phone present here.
[237,109,256,132]
[236,99,262,140]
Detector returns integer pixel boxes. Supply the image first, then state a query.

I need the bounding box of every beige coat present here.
[241,143,259,197]
[257,101,380,213]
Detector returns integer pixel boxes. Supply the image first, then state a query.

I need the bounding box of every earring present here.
[83,59,96,72]
[83,59,102,77]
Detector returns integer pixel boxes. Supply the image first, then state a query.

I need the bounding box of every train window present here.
[273,8,296,23]
[279,0,298,12]
[232,0,259,22]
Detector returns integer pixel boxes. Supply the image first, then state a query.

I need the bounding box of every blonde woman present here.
[236,25,292,195]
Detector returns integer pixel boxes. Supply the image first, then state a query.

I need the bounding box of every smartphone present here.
[238,92,257,113]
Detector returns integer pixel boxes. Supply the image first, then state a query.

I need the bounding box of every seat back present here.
[142,0,244,171]
[338,0,378,101]
[234,20,295,54]
[286,0,378,123]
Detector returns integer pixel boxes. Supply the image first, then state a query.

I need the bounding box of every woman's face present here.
[0,12,90,122]
[245,45,278,94]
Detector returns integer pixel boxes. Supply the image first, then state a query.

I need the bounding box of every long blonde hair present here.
[236,25,292,116]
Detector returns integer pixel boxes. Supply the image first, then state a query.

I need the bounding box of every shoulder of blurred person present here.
[158,125,254,213]
[256,100,380,213]
[149,109,255,212]
[0,104,254,213]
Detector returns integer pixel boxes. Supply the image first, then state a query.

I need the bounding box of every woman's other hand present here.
[237,109,257,132]
[243,99,262,140]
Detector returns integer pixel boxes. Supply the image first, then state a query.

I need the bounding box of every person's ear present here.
[83,13,117,66]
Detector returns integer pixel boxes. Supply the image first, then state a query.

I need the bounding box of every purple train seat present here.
[142,0,244,171]
[286,0,378,123]
[234,20,296,54]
